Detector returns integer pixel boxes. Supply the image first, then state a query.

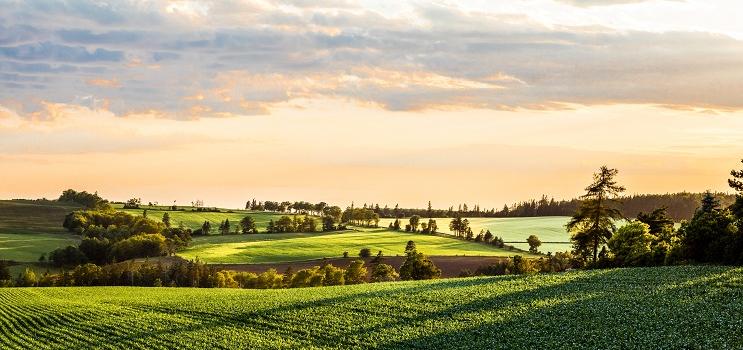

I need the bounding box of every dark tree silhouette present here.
[567,166,626,263]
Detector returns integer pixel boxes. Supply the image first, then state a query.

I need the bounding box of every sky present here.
[1,0,743,209]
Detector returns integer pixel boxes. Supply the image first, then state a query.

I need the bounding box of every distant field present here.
[115,206,292,231]
[178,227,530,264]
[381,216,573,253]
[1,266,741,349]
[0,200,81,262]
[0,200,79,235]
[0,233,79,262]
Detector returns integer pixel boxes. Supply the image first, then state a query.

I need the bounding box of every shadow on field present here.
[12,266,742,349]
[375,266,743,349]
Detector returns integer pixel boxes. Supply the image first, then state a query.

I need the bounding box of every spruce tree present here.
[567,166,626,263]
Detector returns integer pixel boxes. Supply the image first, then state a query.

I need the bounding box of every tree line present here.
[247,192,734,224]
[384,215,526,254]
[46,206,192,267]
[566,160,743,269]
[1,241,442,288]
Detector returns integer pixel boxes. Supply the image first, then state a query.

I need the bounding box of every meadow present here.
[381,216,573,253]
[0,200,79,235]
[0,233,79,263]
[1,265,741,349]
[0,201,82,264]
[178,227,529,264]
[0,200,549,267]
[115,206,287,231]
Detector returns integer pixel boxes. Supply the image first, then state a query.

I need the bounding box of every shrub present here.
[17,268,38,287]
[72,263,103,286]
[458,269,475,278]
[78,238,111,265]
[399,252,441,281]
[240,216,258,234]
[677,205,739,264]
[344,260,367,284]
[0,260,11,281]
[321,265,345,286]
[109,234,166,262]
[607,222,654,266]
[371,264,399,282]
[537,252,573,272]
[511,255,537,275]
[290,268,316,288]
[359,248,372,258]
[527,235,542,254]
[49,245,88,267]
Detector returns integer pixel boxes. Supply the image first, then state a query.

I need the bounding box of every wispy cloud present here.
[1,0,742,118]
[86,78,120,88]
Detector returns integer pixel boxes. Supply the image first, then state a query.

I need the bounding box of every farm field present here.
[381,216,573,253]
[0,201,82,263]
[115,206,293,231]
[1,265,741,349]
[178,228,530,264]
[0,200,79,235]
[0,233,79,263]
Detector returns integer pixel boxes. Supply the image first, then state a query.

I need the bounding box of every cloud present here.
[86,78,120,88]
[0,42,124,62]
[56,29,143,44]
[0,0,742,118]
[556,0,680,7]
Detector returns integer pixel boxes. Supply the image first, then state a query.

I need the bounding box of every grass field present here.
[0,233,79,262]
[1,265,741,349]
[116,206,293,231]
[0,200,82,263]
[381,217,573,253]
[178,228,530,264]
[0,200,79,235]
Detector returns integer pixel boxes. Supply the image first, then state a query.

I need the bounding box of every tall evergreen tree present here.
[567,166,626,263]
[729,160,743,220]
[636,207,674,235]
[700,190,720,213]
[729,159,743,192]
[161,212,171,228]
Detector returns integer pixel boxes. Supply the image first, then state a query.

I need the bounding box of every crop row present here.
[0,266,742,349]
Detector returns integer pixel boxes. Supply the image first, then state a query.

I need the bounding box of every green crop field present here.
[178,228,529,264]
[0,233,79,263]
[1,265,741,349]
[115,206,292,231]
[0,201,82,263]
[381,217,574,253]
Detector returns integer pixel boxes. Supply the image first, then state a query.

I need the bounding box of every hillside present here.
[0,200,82,263]
[115,205,289,231]
[177,227,531,264]
[0,200,79,235]
[380,216,572,253]
[1,266,741,349]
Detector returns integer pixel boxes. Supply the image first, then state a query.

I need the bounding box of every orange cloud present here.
[86,78,121,88]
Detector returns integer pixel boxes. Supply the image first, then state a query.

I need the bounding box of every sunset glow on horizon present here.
[2,0,743,208]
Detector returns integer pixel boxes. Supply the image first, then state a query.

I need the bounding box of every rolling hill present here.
[0,266,740,349]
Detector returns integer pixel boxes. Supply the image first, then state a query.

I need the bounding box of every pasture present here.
[115,206,290,231]
[0,200,82,263]
[178,228,529,264]
[0,200,79,235]
[1,266,741,349]
[381,216,573,253]
[0,233,79,263]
